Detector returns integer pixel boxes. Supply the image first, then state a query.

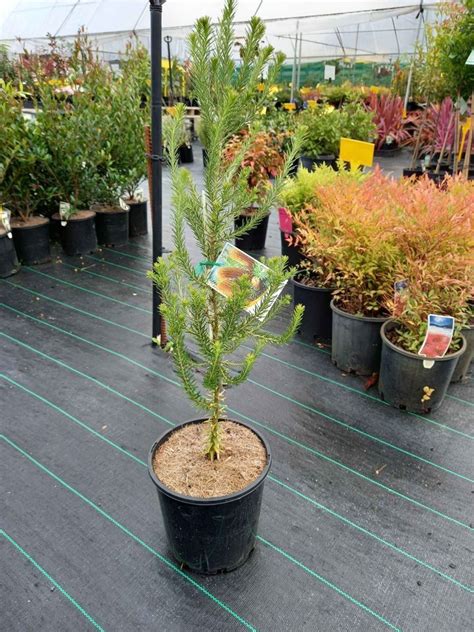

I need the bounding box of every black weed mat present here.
[1,163,474,631]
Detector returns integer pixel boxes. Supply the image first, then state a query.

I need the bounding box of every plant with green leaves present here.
[150,0,304,461]
[0,80,53,220]
[298,105,342,157]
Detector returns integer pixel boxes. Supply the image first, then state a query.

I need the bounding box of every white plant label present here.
[134,188,144,202]
[59,201,71,227]
[1,207,13,238]
[119,197,130,211]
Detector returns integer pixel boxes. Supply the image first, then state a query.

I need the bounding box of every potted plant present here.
[0,80,53,265]
[35,80,101,255]
[297,105,341,169]
[114,47,149,237]
[0,207,19,278]
[379,176,473,411]
[311,170,403,374]
[163,113,194,164]
[367,93,411,154]
[223,129,285,251]
[286,164,369,342]
[148,0,303,574]
[451,300,473,383]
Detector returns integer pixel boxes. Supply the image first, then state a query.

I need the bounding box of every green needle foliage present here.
[149,0,304,461]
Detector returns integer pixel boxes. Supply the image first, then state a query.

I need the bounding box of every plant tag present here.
[324,65,336,81]
[393,279,408,317]
[207,242,286,320]
[0,207,13,238]
[339,138,374,170]
[278,207,293,233]
[59,202,71,227]
[134,188,144,202]
[418,314,455,365]
[119,198,130,211]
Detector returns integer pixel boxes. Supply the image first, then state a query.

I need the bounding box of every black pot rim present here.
[301,153,336,161]
[148,418,272,506]
[124,198,147,206]
[52,210,96,222]
[330,298,388,323]
[381,320,466,361]
[94,207,129,216]
[11,217,50,230]
[293,275,334,294]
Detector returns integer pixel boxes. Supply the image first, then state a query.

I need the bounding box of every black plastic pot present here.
[299,154,336,171]
[451,326,473,383]
[293,276,333,342]
[378,321,466,413]
[11,217,51,265]
[280,232,306,268]
[331,299,388,375]
[402,168,424,179]
[95,207,129,246]
[53,211,97,256]
[178,144,194,163]
[374,143,401,157]
[127,200,148,237]
[148,418,271,574]
[235,213,269,251]
[0,229,20,278]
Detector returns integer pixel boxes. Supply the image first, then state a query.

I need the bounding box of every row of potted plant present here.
[278,167,473,410]
[0,42,149,274]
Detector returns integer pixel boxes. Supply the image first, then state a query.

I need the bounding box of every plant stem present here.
[207,284,222,461]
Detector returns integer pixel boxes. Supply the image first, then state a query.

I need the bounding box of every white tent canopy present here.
[0,1,446,62]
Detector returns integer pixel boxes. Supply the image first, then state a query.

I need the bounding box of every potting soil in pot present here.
[153,421,267,497]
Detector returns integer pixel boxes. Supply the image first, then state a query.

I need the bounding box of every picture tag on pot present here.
[119,198,130,211]
[0,206,13,238]
[59,202,70,227]
[134,188,144,202]
[278,207,293,233]
[418,314,455,367]
[207,242,286,320]
[393,279,408,317]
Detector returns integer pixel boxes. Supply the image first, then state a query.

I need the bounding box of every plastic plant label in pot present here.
[1,207,13,238]
[418,314,455,369]
[59,202,71,227]
[278,207,293,233]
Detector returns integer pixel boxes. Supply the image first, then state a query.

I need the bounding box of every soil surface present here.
[386,326,460,355]
[11,216,49,228]
[153,420,267,498]
[295,273,327,289]
[51,210,95,221]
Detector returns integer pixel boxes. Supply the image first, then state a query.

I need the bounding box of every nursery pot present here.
[280,232,306,268]
[11,217,51,265]
[293,276,333,342]
[52,211,97,257]
[402,167,424,179]
[0,228,20,278]
[450,325,473,383]
[127,199,148,237]
[331,300,388,376]
[148,418,271,575]
[378,321,466,413]
[299,155,336,171]
[178,144,194,164]
[94,206,129,246]
[235,212,269,251]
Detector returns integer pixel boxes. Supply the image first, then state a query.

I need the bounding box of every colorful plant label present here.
[418,314,455,360]
[278,207,293,233]
[393,279,408,317]
[207,242,286,319]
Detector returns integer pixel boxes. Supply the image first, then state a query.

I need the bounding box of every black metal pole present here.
[164,35,174,105]
[150,0,165,344]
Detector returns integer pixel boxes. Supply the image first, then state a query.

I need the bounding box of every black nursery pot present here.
[331,299,388,376]
[127,200,148,237]
[148,419,271,575]
[11,217,51,265]
[95,207,129,246]
[280,231,306,268]
[235,213,269,251]
[378,321,466,413]
[450,325,473,383]
[178,144,194,163]
[52,211,97,256]
[402,167,424,179]
[293,276,333,342]
[0,228,20,278]
[299,154,336,171]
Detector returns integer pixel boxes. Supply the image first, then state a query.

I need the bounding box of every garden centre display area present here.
[2,1,474,631]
